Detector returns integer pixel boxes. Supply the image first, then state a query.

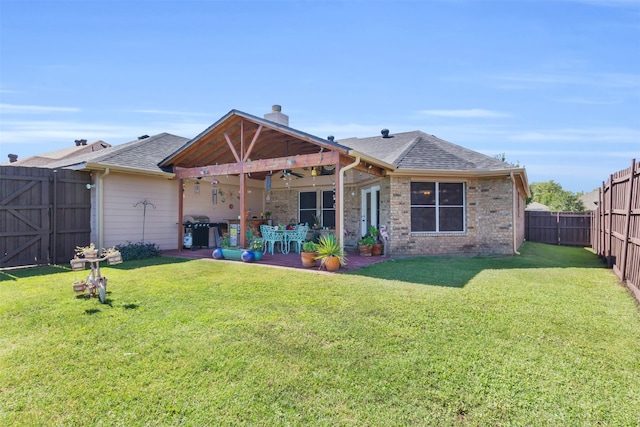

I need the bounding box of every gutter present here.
[510,172,520,255]
[98,168,110,249]
[339,156,361,249]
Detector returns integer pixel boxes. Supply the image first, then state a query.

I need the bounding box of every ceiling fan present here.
[280,169,304,179]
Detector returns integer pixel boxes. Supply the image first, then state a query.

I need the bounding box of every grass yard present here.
[1,242,639,426]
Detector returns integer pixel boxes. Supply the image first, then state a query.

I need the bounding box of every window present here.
[411,182,465,232]
[322,190,336,228]
[298,190,336,228]
[299,191,317,226]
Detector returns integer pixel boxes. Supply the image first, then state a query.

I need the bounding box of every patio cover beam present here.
[174,151,341,179]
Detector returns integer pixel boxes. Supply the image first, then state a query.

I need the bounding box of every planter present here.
[83,249,98,260]
[218,248,262,262]
[72,282,87,293]
[220,248,244,261]
[107,252,122,265]
[70,259,85,271]
[372,243,383,256]
[358,245,372,257]
[301,251,317,268]
[323,256,341,272]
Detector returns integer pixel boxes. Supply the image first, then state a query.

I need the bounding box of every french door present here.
[361,185,380,236]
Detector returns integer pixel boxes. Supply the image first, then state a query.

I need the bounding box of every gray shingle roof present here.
[48,133,189,172]
[340,130,515,172]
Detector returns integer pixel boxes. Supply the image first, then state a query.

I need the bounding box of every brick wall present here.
[388,176,515,256]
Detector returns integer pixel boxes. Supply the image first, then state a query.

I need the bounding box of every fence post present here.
[607,175,614,268]
[619,159,636,282]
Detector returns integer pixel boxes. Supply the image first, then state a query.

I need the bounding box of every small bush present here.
[115,241,160,261]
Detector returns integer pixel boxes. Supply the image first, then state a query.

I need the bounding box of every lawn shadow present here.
[347,243,607,288]
[123,303,139,310]
[1,257,192,283]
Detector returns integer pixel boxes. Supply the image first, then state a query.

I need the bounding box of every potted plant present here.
[75,243,98,260]
[368,226,383,256]
[312,214,322,230]
[358,235,375,257]
[248,238,264,261]
[102,246,123,265]
[301,240,318,268]
[315,234,346,272]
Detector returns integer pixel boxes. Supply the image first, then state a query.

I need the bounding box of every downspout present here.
[98,168,110,249]
[510,172,520,255]
[339,156,361,250]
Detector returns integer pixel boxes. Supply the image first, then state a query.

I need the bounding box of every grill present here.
[183,215,212,250]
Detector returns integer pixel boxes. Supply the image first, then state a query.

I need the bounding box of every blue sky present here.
[1,0,638,193]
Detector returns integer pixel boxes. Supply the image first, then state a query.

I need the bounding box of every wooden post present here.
[556,211,561,245]
[607,175,614,268]
[619,159,636,281]
[239,172,246,249]
[178,179,184,253]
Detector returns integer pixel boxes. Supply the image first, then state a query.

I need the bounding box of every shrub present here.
[115,241,160,261]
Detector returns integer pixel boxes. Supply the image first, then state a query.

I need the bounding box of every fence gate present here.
[0,166,91,268]
[525,211,591,247]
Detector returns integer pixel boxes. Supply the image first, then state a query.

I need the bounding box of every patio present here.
[161,247,390,273]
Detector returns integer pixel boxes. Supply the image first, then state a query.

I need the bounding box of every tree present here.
[529,180,585,212]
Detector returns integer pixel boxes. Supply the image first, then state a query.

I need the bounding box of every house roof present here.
[579,189,599,211]
[48,133,189,176]
[4,140,111,167]
[525,201,550,211]
[341,130,517,172]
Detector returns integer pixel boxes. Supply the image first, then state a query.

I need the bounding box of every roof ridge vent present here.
[327,135,335,142]
[381,129,392,138]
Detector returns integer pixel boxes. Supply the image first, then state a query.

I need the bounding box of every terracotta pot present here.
[372,243,383,256]
[324,256,340,272]
[301,251,317,268]
[359,245,372,257]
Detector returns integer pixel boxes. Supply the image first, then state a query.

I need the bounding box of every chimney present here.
[8,154,18,163]
[264,104,289,126]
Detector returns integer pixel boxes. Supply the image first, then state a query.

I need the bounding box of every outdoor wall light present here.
[85,184,95,190]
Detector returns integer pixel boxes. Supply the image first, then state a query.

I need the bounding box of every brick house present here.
[160,106,530,255]
[9,105,529,256]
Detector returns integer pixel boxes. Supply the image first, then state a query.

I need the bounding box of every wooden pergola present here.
[159,110,384,250]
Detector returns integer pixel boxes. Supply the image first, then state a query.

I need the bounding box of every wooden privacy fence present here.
[0,166,91,268]
[525,211,591,247]
[591,159,640,303]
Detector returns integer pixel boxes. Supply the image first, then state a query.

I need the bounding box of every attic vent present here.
[138,135,149,140]
[381,129,391,138]
[74,139,87,146]
[8,154,18,163]
[327,135,335,142]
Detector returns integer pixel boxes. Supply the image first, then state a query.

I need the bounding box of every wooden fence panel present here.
[525,211,591,247]
[0,166,90,268]
[592,159,640,303]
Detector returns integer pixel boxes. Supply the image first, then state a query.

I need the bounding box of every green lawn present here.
[1,243,639,426]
